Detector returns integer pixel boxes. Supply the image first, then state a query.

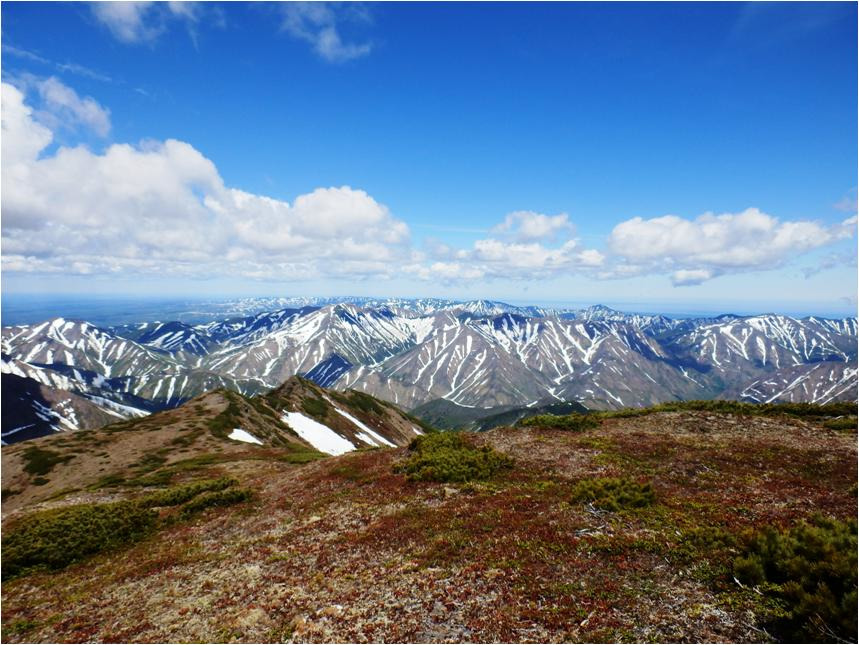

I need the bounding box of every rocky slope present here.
[1,405,855,643]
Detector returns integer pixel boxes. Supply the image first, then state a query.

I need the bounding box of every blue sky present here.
[1,1,857,315]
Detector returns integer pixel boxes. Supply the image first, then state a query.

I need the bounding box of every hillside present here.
[1,403,855,643]
[1,376,424,513]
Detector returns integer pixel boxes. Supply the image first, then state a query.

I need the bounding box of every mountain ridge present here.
[2,301,856,443]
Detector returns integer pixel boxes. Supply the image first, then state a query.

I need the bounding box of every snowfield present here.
[281,411,356,455]
[228,428,263,445]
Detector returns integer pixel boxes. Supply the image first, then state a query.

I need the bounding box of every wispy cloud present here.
[801,250,858,279]
[281,2,373,63]
[834,187,858,214]
[8,75,111,137]
[2,44,112,82]
[90,1,207,46]
[728,2,848,49]
[90,2,162,44]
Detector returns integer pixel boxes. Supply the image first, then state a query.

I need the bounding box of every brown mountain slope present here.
[1,409,855,643]
[1,377,425,515]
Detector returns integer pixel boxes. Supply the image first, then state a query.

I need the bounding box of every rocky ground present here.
[1,410,856,643]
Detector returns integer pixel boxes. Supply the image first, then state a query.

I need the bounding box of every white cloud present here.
[91,2,161,44]
[1,80,410,282]
[2,45,113,82]
[606,207,857,284]
[91,1,204,45]
[671,269,714,286]
[490,210,573,242]
[1,83,53,167]
[34,77,111,137]
[406,213,604,284]
[281,3,372,63]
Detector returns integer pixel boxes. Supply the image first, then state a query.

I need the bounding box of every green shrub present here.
[1,488,20,501]
[21,446,72,477]
[333,390,384,416]
[2,501,157,579]
[596,400,856,421]
[140,477,237,507]
[301,396,329,420]
[823,416,857,432]
[393,432,513,483]
[208,396,243,439]
[178,488,253,518]
[571,477,655,511]
[734,515,857,643]
[519,413,599,432]
[2,477,253,579]
[278,450,328,464]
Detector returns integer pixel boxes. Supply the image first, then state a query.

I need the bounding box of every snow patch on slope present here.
[228,428,263,445]
[333,406,396,447]
[281,411,355,455]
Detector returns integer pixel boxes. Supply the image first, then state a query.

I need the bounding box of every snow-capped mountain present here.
[730,361,858,404]
[2,302,856,441]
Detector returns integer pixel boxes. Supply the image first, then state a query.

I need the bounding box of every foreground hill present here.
[1,403,855,643]
[1,376,425,513]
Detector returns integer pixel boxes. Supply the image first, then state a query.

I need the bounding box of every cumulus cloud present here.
[606,207,857,284]
[1,82,53,167]
[406,213,604,283]
[281,2,372,63]
[490,210,573,242]
[1,81,410,282]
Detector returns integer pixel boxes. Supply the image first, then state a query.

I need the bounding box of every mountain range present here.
[2,298,856,443]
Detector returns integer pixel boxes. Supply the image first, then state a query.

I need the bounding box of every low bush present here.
[178,488,253,518]
[2,501,157,579]
[734,515,857,643]
[278,450,328,464]
[393,432,513,483]
[140,477,237,507]
[519,413,599,432]
[21,446,72,477]
[301,396,330,420]
[596,400,856,420]
[207,396,243,439]
[822,416,857,432]
[571,477,655,511]
[333,390,384,416]
[2,477,253,579]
